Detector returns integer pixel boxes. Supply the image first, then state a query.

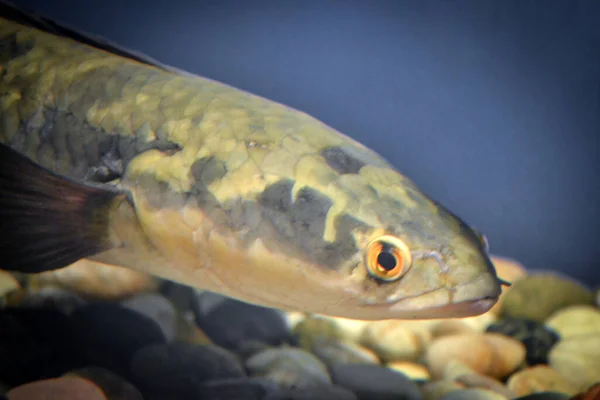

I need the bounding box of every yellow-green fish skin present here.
[0,15,501,320]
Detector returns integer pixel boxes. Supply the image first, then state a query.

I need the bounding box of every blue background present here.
[11,0,600,284]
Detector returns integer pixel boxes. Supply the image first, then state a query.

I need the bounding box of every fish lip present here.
[363,295,499,319]
[411,296,499,317]
[357,275,502,319]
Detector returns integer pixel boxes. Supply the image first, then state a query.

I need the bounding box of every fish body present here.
[0,3,502,320]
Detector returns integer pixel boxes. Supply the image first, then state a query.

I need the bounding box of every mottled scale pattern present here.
[0,17,482,272]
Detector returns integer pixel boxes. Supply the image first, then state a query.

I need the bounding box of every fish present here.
[0,1,503,320]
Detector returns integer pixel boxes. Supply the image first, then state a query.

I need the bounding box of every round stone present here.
[329,363,422,400]
[245,347,331,388]
[486,317,560,365]
[129,342,245,399]
[70,303,167,377]
[500,274,594,322]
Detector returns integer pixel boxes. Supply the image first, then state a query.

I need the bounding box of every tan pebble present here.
[420,379,464,400]
[283,311,307,329]
[311,338,380,365]
[426,333,525,380]
[500,273,594,322]
[28,259,159,301]
[483,333,526,378]
[0,271,21,308]
[0,270,20,295]
[439,388,509,400]
[386,361,430,381]
[293,315,343,351]
[427,335,491,379]
[7,376,106,400]
[507,365,580,397]
[455,373,516,399]
[491,255,528,283]
[488,255,528,315]
[546,305,600,338]
[549,333,600,391]
[360,320,429,362]
[175,311,213,345]
[319,316,371,342]
[443,360,478,380]
[459,312,498,332]
[431,320,478,338]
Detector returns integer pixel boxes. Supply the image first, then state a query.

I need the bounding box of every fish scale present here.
[0,4,503,320]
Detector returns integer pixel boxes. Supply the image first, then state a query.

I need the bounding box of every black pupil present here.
[377,251,397,271]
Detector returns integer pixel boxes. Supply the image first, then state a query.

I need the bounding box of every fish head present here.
[210,139,503,320]
[120,124,501,321]
[290,142,503,320]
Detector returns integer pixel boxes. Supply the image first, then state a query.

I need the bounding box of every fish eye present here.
[365,235,412,282]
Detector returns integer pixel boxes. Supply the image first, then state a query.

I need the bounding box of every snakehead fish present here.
[0,2,502,320]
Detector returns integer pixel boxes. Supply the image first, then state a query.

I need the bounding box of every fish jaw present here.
[360,273,502,320]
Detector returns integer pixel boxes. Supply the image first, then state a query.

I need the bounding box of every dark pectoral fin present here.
[0,143,125,273]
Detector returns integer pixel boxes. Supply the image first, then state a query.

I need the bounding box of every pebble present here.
[506,365,580,397]
[310,338,380,366]
[514,393,570,400]
[488,255,528,315]
[386,361,430,381]
[545,305,600,339]
[329,363,422,400]
[14,287,86,315]
[27,260,158,301]
[431,320,478,338]
[442,360,478,379]
[323,317,372,342]
[455,373,516,398]
[194,378,275,400]
[569,383,600,400]
[420,380,463,400]
[500,274,594,322]
[195,295,293,350]
[129,342,245,398]
[294,315,344,350]
[264,384,359,400]
[6,376,107,400]
[173,311,213,345]
[425,333,525,380]
[67,366,144,400]
[438,388,508,400]
[70,303,167,377]
[0,271,19,306]
[159,281,196,311]
[548,333,600,391]
[486,317,560,365]
[245,347,331,388]
[122,293,177,342]
[359,320,431,362]
[236,340,273,360]
[0,308,83,386]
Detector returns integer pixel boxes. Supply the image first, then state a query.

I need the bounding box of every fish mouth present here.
[396,296,499,319]
[361,275,502,320]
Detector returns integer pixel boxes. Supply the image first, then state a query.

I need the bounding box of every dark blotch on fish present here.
[190,156,227,186]
[321,146,366,175]
[0,33,34,63]
[256,179,365,270]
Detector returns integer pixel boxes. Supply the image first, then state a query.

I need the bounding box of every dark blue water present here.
[11,0,600,284]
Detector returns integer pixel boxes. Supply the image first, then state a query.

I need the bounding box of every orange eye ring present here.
[365,235,412,282]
